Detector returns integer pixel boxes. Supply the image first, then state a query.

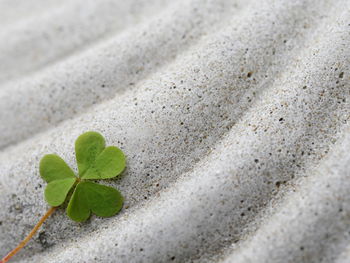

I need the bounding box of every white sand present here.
[0,0,349,262]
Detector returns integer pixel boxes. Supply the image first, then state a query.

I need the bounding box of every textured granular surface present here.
[0,0,349,262]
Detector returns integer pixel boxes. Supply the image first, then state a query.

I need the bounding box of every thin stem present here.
[1,206,57,263]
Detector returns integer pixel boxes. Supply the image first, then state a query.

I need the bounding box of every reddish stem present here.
[1,206,56,263]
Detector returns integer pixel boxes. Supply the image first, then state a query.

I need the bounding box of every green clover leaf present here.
[39,131,126,222]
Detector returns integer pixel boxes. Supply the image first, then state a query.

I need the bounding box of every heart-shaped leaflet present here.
[67,181,123,222]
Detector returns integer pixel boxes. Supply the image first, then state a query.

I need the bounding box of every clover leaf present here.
[40,131,126,222]
[1,132,127,263]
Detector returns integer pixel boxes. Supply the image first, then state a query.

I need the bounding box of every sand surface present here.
[0,0,349,262]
